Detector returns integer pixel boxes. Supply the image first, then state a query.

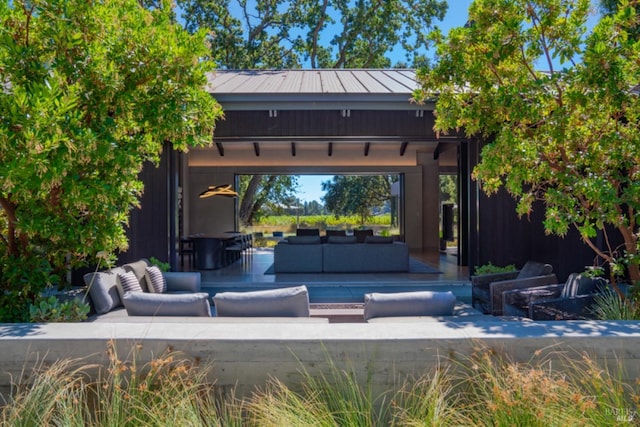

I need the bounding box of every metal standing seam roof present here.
[206,69,419,95]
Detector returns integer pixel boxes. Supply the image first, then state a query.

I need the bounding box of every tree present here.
[238,175,299,226]
[177,0,448,69]
[0,0,222,320]
[322,175,392,224]
[414,0,640,290]
[600,0,640,39]
[304,200,325,215]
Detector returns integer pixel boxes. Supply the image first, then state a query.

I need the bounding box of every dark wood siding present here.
[215,110,437,139]
[120,151,171,265]
[466,141,604,282]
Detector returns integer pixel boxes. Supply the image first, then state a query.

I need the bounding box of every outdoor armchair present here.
[471,260,556,315]
[502,273,608,320]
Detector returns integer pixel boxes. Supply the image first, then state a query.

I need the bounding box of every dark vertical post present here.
[460,138,481,274]
[167,143,180,271]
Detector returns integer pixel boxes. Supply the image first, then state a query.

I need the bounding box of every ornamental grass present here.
[2,344,638,426]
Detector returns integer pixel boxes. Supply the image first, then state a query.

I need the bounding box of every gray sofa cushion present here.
[274,242,323,273]
[517,261,553,279]
[327,236,358,244]
[83,267,126,314]
[285,236,322,245]
[213,285,310,317]
[364,236,393,244]
[122,292,212,317]
[364,291,456,320]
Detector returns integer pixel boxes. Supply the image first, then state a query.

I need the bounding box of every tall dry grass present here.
[2,343,638,426]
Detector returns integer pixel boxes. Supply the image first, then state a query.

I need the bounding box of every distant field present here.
[246,214,396,236]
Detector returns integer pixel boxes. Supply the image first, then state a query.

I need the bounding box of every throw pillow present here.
[116,271,143,298]
[560,274,606,298]
[145,266,167,293]
[123,259,151,292]
[354,229,374,243]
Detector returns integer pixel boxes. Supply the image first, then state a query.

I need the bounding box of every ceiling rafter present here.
[400,141,408,156]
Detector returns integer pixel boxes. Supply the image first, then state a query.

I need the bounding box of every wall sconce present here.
[199,184,238,198]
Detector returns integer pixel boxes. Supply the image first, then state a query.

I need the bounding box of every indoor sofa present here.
[273,236,409,273]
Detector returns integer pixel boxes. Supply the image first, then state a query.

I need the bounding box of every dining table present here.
[189,233,243,270]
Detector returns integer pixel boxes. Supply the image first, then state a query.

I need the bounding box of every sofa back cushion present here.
[285,236,321,245]
[517,261,553,279]
[364,236,393,244]
[354,229,374,243]
[123,292,212,317]
[296,228,320,236]
[327,236,358,244]
[364,291,456,320]
[83,267,126,314]
[213,285,310,317]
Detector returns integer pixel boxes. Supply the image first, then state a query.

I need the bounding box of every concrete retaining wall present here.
[1,320,640,401]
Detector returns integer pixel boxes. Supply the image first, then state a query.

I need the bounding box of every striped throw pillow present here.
[117,271,143,295]
[145,266,167,293]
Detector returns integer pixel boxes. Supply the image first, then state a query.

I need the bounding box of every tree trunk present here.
[239,175,263,226]
[619,224,640,285]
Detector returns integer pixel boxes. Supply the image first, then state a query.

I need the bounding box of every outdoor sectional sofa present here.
[83,259,326,322]
[273,235,410,273]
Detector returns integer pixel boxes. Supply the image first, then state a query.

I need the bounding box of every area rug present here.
[264,257,442,275]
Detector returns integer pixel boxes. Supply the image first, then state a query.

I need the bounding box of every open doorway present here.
[235,174,403,247]
[439,174,458,253]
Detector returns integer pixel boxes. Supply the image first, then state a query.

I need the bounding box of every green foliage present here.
[148,257,170,272]
[322,175,394,225]
[474,262,517,275]
[178,0,448,69]
[238,175,299,226]
[416,0,640,284]
[591,288,640,320]
[0,0,221,320]
[28,296,90,323]
[256,214,392,228]
[440,174,457,205]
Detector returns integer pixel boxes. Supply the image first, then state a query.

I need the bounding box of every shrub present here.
[474,262,517,276]
[28,296,90,323]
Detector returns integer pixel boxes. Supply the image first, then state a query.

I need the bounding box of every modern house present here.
[125,69,595,281]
